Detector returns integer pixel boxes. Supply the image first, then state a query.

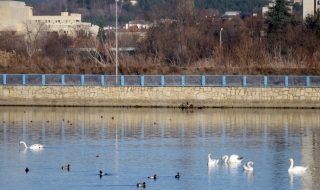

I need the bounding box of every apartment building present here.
[303,0,320,20]
[0,0,98,36]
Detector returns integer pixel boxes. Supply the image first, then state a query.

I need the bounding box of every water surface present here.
[0,107,320,190]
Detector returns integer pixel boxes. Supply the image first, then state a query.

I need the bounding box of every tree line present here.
[24,0,288,26]
[0,0,319,75]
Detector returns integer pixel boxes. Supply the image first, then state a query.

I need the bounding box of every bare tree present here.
[22,20,47,57]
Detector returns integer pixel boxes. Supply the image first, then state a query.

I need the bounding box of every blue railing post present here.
[222,76,226,87]
[181,76,185,87]
[264,76,268,87]
[243,76,246,87]
[42,75,45,86]
[22,75,26,85]
[161,76,164,87]
[306,76,310,87]
[285,76,288,87]
[61,75,65,86]
[101,75,104,86]
[3,74,6,85]
[201,76,205,87]
[81,75,84,86]
[141,75,144,87]
[121,75,124,86]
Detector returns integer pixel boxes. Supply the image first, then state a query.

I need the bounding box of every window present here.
[46,20,50,23]
[56,20,60,23]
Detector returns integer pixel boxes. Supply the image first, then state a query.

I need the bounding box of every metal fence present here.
[1,74,320,87]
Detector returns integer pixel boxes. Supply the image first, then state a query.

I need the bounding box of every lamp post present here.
[115,0,119,85]
[220,28,223,49]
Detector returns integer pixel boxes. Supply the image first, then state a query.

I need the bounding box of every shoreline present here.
[1,86,320,108]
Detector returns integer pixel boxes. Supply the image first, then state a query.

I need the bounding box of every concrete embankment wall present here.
[0,86,319,108]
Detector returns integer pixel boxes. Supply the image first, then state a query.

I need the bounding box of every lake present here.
[0,107,319,190]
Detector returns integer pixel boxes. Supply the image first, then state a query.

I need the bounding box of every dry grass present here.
[1,49,320,76]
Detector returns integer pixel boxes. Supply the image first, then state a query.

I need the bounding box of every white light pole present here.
[220,28,223,49]
[115,0,119,85]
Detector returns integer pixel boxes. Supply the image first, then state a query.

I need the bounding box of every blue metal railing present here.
[0,74,320,87]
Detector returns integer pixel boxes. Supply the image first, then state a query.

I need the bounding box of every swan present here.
[19,141,44,149]
[288,158,308,172]
[175,172,180,178]
[208,153,219,165]
[243,161,254,171]
[62,164,70,170]
[148,174,157,179]
[137,182,146,187]
[100,170,106,176]
[221,154,243,163]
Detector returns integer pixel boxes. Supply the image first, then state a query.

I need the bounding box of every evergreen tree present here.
[264,0,298,38]
[97,22,106,42]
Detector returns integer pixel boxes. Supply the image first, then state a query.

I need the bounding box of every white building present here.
[0,0,98,36]
[130,0,138,6]
[303,0,320,20]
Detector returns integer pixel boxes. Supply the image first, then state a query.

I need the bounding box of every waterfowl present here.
[137,182,146,187]
[175,172,180,178]
[243,161,254,171]
[25,167,29,172]
[62,164,70,170]
[100,170,106,176]
[288,158,308,172]
[221,154,243,163]
[208,153,219,165]
[19,141,44,149]
[148,174,157,179]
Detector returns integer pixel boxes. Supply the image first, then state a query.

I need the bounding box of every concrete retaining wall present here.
[0,86,319,108]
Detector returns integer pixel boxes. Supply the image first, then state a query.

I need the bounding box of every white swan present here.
[208,153,219,165]
[221,154,243,163]
[288,158,308,172]
[19,141,44,149]
[243,161,254,171]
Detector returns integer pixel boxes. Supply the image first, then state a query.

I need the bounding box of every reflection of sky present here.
[0,107,318,189]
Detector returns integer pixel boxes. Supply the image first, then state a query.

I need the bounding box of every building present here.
[221,11,241,20]
[130,0,138,6]
[125,20,154,30]
[262,2,293,18]
[0,0,98,36]
[303,0,320,20]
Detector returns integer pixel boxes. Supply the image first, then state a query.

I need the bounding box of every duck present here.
[137,182,146,187]
[99,170,106,176]
[175,172,180,178]
[148,174,157,179]
[25,167,29,172]
[288,158,308,172]
[208,153,219,165]
[19,141,44,149]
[62,164,70,170]
[221,154,243,163]
[243,161,254,171]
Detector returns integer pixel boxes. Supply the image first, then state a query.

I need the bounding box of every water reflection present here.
[243,170,254,179]
[0,107,320,190]
[289,171,307,187]
[208,165,219,175]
